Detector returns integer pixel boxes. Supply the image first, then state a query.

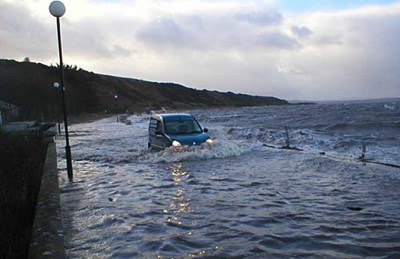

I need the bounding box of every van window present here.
[156,120,162,132]
[165,119,202,134]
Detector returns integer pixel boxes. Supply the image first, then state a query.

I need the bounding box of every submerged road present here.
[56,111,400,258]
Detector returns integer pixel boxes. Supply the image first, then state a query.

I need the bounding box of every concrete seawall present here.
[28,142,65,258]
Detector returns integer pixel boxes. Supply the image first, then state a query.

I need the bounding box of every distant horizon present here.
[289,97,400,103]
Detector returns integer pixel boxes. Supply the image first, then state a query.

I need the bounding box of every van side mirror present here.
[203,128,208,133]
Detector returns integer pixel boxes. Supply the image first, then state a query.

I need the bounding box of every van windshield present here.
[164,119,202,135]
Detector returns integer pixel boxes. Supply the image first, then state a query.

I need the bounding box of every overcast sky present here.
[1,0,400,100]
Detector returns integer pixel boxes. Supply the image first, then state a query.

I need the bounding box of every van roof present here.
[152,113,194,121]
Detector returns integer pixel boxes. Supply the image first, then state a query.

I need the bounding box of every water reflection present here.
[165,163,193,228]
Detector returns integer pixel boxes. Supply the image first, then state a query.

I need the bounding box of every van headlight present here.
[206,138,214,145]
[172,140,182,147]
[171,140,182,152]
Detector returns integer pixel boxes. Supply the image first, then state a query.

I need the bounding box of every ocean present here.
[57,99,400,258]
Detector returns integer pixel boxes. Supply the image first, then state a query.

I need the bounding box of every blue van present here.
[148,113,213,150]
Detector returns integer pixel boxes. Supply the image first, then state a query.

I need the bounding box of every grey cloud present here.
[136,12,299,51]
[313,35,343,45]
[136,18,190,46]
[349,13,400,51]
[278,65,310,75]
[0,1,133,62]
[110,44,132,57]
[291,25,312,38]
[63,19,133,59]
[236,9,283,25]
[0,2,53,59]
[256,32,301,49]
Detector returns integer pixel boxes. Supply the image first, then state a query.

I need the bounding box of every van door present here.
[148,117,157,148]
[149,118,170,150]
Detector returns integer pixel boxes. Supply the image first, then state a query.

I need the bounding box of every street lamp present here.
[49,1,73,180]
[53,82,61,134]
[114,95,118,122]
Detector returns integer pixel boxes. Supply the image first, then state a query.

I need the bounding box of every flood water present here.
[57,100,400,258]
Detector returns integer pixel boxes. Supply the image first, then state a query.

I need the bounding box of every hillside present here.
[0,59,288,121]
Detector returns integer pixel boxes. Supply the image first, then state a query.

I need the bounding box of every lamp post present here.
[53,82,61,134]
[114,95,119,122]
[49,1,73,180]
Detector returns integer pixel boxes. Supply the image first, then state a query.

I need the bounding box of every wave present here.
[323,122,400,132]
[220,125,400,165]
[384,104,398,110]
[60,108,400,167]
[65,141,250,164]
[137,141,249,163]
